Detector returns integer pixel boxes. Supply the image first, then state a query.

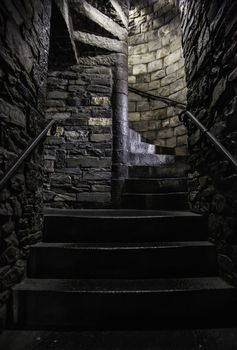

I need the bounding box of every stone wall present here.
[128,0,187,154]
[44,0,130,208]
[179,0,237,278]
[44,65,113,208]
[0,0,51,326]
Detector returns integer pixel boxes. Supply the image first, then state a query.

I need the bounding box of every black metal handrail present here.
[128,86,237,171]
[0,119,56,190]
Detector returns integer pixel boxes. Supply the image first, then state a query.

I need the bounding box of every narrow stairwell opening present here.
[1,0,237,348]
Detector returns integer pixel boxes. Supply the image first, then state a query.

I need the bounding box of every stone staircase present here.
[1,154,237,348]
[10,209,237,331]
[124,143,189,209]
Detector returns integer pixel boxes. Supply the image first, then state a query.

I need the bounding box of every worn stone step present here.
[122,193,188,210]
[28,241,218,279]
[2,329,237,350]
[130,141,157,155]
[128,164,189,178]
[12,277,237,330]
[123,178,187,194]
[128,153,175,166]
[43,209,208,242]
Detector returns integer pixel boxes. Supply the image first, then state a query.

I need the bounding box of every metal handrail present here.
[128,86,186,109]
[0,119,56,190]
[128,86,237,171]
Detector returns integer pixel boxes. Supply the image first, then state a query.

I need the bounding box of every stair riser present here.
[28,245,218,279]
[128,166,189,179]
[13,289,237,330]
[129,154,175,166]
[44,216,208,242]
[124,179,187,194]
[122,194,188,210]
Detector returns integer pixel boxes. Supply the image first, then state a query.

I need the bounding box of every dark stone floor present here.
[1,329,237,350]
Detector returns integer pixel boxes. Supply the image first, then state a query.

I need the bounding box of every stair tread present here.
[13,277,233,293]
[125,177,187,181]
[44,209,198,218]
[122,192,188,195]
[2,328,237,350]
[33,241,214,249]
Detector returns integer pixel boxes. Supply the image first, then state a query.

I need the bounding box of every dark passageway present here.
[0,0,237,348]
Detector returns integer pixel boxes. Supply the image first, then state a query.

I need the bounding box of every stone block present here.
[91,185,111,192]
[77,192,111,203]
[169,78,186,94]
[166,136,177,147]
[136,101,150,111]
[47,112,71,121]
[141,110,156,120]
[149,80,161,90]
[170,116,180,127]
[129,52,155,65]
[88,118,112,126]
[157,128,173,139]
[129,112,141,121]
[153,16,165,29]
[128,102,136,112]
[166,58,184,75]
[54,193,77,202]
[156,46,170,59]
[170,38,182,52]
[90,134,112,142]
[177,134,188,146]
[129,43,149,55]
[136,74,151,83]
[91,96,110,106]
[83,170,111,180]
[47,91,68,99]
[148,39,162,52]
[174,125,187,136]
[161,72,177,86]
[128,76,136,84]
[66,157,111,168]
[151,69,166,81]
[148,59,163,73]
[129,33,145,45]
[164,49,181,66]
[133,64,147,75]
[0,98,26,128]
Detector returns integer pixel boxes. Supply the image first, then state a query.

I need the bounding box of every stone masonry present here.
[0,0,52,327]
[179,0,237,278]
[128,0,187,155]
[44,65,113,209]
[44,0,130,209]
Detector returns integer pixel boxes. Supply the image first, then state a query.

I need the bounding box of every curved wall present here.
[128,0,187,154]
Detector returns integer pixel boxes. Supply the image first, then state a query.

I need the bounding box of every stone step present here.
[128,164,189,178]
[129,141,157,154]
[122,193,188,210]
[2,328,237,350]
[28,241,218,279]
[12,277,237,330]
[128,153,175,166]
[123,178,188,194]
[43,209,208,242]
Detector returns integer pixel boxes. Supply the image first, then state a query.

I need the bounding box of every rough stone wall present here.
[128,0,187,154]
[44,65,113,209]
[0,0,51,326]
[179,0,237,277]
[44,0,130,208]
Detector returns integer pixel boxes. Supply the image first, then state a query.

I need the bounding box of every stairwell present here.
[1,145,237,349]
